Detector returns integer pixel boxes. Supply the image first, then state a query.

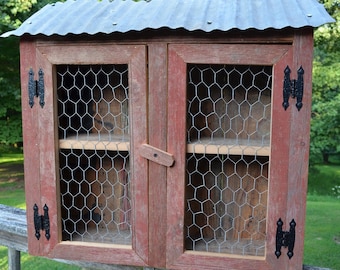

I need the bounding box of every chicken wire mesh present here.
[185,64,272,256]
[57,64,132,245]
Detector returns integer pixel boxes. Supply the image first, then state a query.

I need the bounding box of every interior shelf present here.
[59,134,130,151]
[187,138,270,156]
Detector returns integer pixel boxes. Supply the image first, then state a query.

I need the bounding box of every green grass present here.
[0,148,80,270]
[304,195,340,269]
[304,156,340,269]
[308,163,340,196]
[0,147,339,269]
[0,188,26,209]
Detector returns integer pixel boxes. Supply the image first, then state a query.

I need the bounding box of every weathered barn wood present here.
[0,204,153,269]
[0,1,334,269]
[0,204,331,270]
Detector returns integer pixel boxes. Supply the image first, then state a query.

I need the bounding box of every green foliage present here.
[310,0,340,163]
[310,93,340,162]
[0,0,59,145]
[314,0,340,53]
[0,35,21,145]
[308,158,340,196]
[0,0,37,32]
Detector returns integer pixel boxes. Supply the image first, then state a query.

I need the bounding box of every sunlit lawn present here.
[0,149,80,269]
[304,195,340,269]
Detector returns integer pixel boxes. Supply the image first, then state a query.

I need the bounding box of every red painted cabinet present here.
[20,30,313,270]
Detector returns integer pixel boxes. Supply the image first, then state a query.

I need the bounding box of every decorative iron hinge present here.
[282,66,304,111]
[28,68,45,108]
[33,204,50,240]
[275,218,296,259]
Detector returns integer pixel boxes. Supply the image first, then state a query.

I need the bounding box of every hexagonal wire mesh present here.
[185,64,272,256]
[57,64,131,245]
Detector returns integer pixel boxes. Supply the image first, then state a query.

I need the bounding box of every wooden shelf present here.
[187,138,270,156]
[59,134,130,152]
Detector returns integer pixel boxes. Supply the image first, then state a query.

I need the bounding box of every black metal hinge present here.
[282,65,304,111]
[275,218,296,259]
[33,204,50,240]
[28,68,45,108]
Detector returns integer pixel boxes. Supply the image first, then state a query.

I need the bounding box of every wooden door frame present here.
[23,41,149,266]
[20,38,41,256]
[166,43,300,270]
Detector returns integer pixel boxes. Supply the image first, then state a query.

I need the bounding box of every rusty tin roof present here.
[1,0,335,37]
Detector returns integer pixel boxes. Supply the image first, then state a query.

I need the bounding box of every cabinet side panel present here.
[20,39,41,256]
[35,48,60,254]
[286,29,314,270]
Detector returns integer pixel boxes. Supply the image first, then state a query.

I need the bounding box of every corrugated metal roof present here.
[1,0,335,38]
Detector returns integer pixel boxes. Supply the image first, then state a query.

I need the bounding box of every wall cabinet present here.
[21,30,313,270]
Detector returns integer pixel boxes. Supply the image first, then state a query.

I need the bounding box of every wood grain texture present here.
[166,44,188,266]
[170,44,290,65]
[20,38,41,256]
[35,41,60,256]
[128,45,149,264]
[50,242,147,266]
[36,44,144,65]
[265,45,294,269]
[147,43,168,268]
[285,29,314,270]
[139,144,174,167]
[187,140,270,156]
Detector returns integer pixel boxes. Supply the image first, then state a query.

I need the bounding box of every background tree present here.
[0,0,57,145]
[0,0,339,158]
[310,0,340,163]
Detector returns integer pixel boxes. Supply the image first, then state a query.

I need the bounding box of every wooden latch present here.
[139,144,175,167]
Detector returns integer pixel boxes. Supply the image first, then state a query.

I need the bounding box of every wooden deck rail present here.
[0,204,155,270]
[0,204,330,270]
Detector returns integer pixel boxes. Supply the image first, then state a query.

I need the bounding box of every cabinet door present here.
[167,44,302,269]
[22,43,148,266]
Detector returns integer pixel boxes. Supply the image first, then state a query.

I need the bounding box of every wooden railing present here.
[0,204,155,270]
[0,204,330,270]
